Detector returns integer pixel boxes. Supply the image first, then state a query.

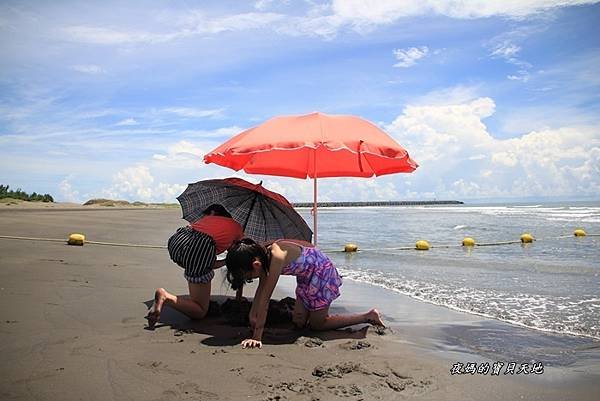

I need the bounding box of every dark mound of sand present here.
[210,296,296,326]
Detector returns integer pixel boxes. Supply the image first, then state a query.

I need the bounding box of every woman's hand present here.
[241,338,262,349]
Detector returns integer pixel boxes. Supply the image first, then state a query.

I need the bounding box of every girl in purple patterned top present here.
[226,238,385,349]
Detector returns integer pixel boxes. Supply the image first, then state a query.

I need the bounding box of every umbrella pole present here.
[313,176,318,245]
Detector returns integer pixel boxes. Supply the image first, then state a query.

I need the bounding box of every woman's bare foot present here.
[366,309,385,327]
[146,288,167,328]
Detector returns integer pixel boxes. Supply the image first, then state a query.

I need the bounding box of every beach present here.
[1,205,599,400]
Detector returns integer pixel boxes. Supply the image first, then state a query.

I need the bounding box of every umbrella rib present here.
[243,192,260,230]
[361,150,379,176]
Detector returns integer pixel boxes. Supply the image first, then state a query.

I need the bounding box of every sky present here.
[1,0,599,203]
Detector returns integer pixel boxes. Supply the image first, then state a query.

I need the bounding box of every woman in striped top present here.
[146,204,243,328]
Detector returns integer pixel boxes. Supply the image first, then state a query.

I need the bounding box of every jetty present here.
[292,200,463,207]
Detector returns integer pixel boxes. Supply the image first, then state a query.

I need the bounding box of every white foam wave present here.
[411,205,600,219]
[338,267,600,340]
[546,217,600,223]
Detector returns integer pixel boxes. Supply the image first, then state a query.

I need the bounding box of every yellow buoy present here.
[520,233,534,243]
[462,237,476,247]
[68,233,85,246]
[415,240,430,250]
[344,243,358,252]
[574,229,586,237]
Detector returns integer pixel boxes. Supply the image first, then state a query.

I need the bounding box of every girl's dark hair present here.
[225,238,270,290]
[202,204,232,218]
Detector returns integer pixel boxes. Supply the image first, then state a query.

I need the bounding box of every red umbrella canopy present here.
[204,112,418,178]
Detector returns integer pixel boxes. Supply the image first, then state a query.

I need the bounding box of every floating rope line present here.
[323,232,599,253]
[0,232,597,253]
[0,235,66,243]
[86,240,166,249]
[0,235,166,249]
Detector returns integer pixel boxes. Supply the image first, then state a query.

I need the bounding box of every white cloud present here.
[412,85,482,106]
[254,0,288,10]
[110,165,155,200]
[491,151,519,167]
[389,97,496,162]
[488,38,533,82]
[62,25,173,45]
[393,46,429,68]
[163,107,225,119]
[507,71,531,82]
[115,118,138,126]
[91,104,600,203]
[386,96,600,199]
[179,126,243,139]
[331,0,600,23]
[101,165,185,203]
[62,12,284,45]
[151,140,207,166]
[491,42,521,59]
[53,1,600,45]
[275,10,344,40]
[59,178,81,203]
[99,138,237,203]
[71,64,106,74]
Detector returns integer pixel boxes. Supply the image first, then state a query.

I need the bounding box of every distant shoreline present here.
[292,200,463,207]
[1,198,464,210]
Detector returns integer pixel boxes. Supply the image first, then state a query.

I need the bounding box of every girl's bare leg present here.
[147,282,211,327]
[308,307,384,331]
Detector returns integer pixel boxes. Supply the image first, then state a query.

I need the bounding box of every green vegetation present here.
[0,184,54,202]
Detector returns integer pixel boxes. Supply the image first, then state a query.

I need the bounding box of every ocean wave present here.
[337,267,600,340]
[546,217,600,223]
[409,205,600,217]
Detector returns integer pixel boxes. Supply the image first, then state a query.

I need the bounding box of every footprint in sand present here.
[339,340,371,350]
[311,361,433,397]
[367,325,390,336]
[328,383,363,397]
[229,367,244,375]
[137,361,183,375]
[264,378,316,400]
[312,362,361,378]
[160,381,219,400]
[295,336,324,348]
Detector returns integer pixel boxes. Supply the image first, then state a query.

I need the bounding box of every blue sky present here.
[1,0,599,203]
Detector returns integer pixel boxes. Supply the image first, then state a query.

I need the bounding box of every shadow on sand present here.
[143,295,372,347]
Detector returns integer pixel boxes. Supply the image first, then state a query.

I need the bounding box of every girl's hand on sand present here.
[241,339,262,349]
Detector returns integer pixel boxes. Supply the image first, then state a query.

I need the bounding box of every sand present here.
[0,204,599,400]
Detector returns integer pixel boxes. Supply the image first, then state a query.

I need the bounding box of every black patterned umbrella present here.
[177,177,312,243]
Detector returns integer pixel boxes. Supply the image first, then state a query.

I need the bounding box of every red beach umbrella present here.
[204,112,418,243]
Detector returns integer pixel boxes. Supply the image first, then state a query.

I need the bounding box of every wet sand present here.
[0,205,599,400]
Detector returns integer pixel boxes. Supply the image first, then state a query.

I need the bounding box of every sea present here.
[296,202,600,341]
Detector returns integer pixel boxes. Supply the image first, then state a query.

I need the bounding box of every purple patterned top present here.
[281,245,343,311]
